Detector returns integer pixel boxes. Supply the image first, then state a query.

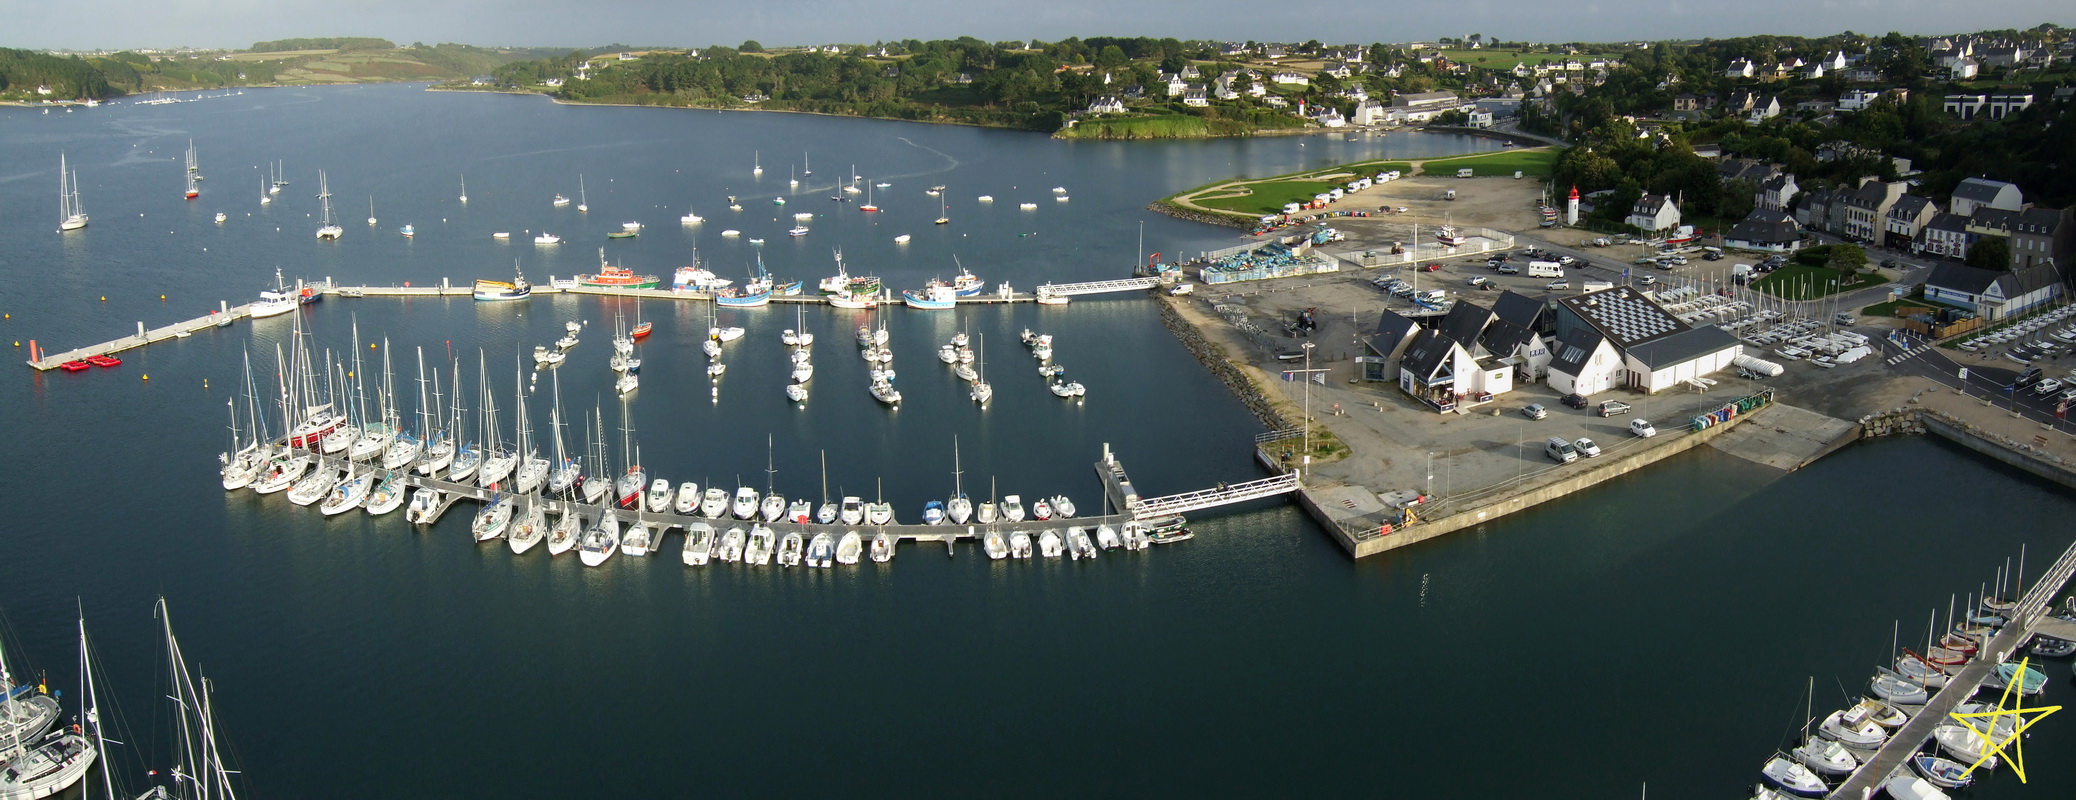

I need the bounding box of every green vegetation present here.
[0,42,554,100]
[250,38,396,53]
[1419,149,1557,177]
[1194,180,1347,214]
[1752,262,1886,299]
[0,48,110,99]
[1434,49,1626,68]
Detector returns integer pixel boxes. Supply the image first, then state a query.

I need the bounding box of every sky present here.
[2,0,2070,51]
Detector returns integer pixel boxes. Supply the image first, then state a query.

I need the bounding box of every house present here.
[1755,173,1799,212]
[1950,93,2032,119]
[1978,46,2028,69]
[1988,93,2034,118]
[1161,74,1189,97]
[1746,96,1782,123]
[1794,186,1852,235]
[1949,177,2023,217]
[618,52,638,61]
[1724,90,1758,112]
[1338,85,1368,102]
[1949,58,1980,80]
[1553,289,1742,394]
[1351,100,1387,127]
[1361,310,1423,382]
[1918,212,1973,259]
[1465,109,1494,128]
[950,73,973,85]
[1324,64,1353,79]
[1842,179,1907,243]
[1263,95,1288,108]
[1803,63,1826,80]
[1626,194,1680,234]
[1718,158,1779,185]
[1691,143,1724,160]
[2010,207,2073,271]
[468,75,494,86]
[1825,51,1849,71]
[1395,302,1513,412]
[1085,96,1126,115]
[1725,58,1756,78]
[1883,195,1940,249]
[1724,209,1803,253]
[542,77,564,88]
[1311,107,1346,127]
[1923,263,2064,320]
[1270,71,1309,86]
[1965,207,2021,245]
[1837,88,1884,111]
[1674,93,1708,111]
[1480,291,1554,380]
[1179,65,1202,80]
[1182,89,1209,108]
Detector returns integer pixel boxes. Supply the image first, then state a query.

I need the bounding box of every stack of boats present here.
[859,317,899,406]
[1749,582,2073,799]
[1022,328,1085,399]
[783,306,813,403]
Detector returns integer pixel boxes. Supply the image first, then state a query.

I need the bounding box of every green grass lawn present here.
[1419,149,1557,178]
[1194,180,1348,215]
[1752,264,1887,300]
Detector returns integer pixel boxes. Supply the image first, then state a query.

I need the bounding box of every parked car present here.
[1497,264,1520,274]
[1629,419,1657,438]
[1521,403,1548,420]
[2034,378,2064,396]
[1573,437,1602,458]
[1561,393,1590,409]
[1880,258,1901,268]
[1546,280,1570,290]
[1423,263,1443,272]
[1835,313,1855,326]
[1598,400,1631,417]
[1467,276,1488,286]
[1702,252,1724,261]
[1637,275,1657,286]
[1545,436,1578,463]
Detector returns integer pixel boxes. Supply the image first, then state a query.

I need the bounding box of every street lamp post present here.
[1302,341,1316,473]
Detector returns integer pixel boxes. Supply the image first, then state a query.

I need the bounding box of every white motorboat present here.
[1760,754,1828,797]
[579,511,621,567]
[364,473,406,515]
[732,486,760,519]
[1038,529,1064,558]
[870,532,893,562]
[674,482,701,514]
[835,531,862,565]
[1095,524,1120,550]
[745,524,776,565]
[786,383,809,403]
[870,378,901,405]
[1009,531,1032,559]
[778,532,805,567]
[405,487,441,524]
[1883,775,1950,800]
[682,522,715,565]
[1817,707,1887,748]
[807,532,835,568]
[1932,725,2000,770]
[615,372,639,395]
[472,493,515,541]
[1068,527,1097,560]
[1052,495,1077,518]
[984,529,1009,560]
[508,502,546,554]
[719,527,747,562]
[1002,495,1026,522]
[547,508,582,555]
[785,499,813,523]
[1912,754,1973,789]
[534,232,562,245]
[1032,498,1053,521]
[840,496,864,525]
[701,487,730,518]
[1790,737,1857,776]
[922,500,945,525]
[646,478,672,513]
[621,521,653,557]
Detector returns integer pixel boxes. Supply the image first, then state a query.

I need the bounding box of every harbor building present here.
[1550,288,1743,394]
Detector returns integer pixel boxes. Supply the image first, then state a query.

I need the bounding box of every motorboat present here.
[534,233,562,245]
[835,531,861,565]
[1009,531,1033,559]
[578,511,621,567]
[865,499,893,526]
[404,487,440,524]
[984,529,1009,560]
[1052,495,1077,518]
[621,521,653,557]
[712,527,742,562]
[785,499,813,523]
[1817,707,1887,748]
[646,478,672,513]
[1883,775,1951,800]
[1912,754,1973,789]
[548,508,582,556]
[682,522,715,566]
[870,532,893,563]
[922,500,946,525]
[807,533,835,568]
[1095,525,1120,550]
[787,382,809,403]
[673,482,700,514]
[471,494,515,541]
[2033,635,2076,657]
[745,524,775,565]
[702,487,730,518]
[1790,737,1857,776]
[508,502,546,554]
[1068,528,1097,560]
[1760,754,1828,797]
[760,492,786,523]
[1032,498,1053,521]
[840,496,864,525]
[777,532,804,567]
[869,378,901,406]
[732,486,760,519]
[1984,661,2048,695]
[976,501,998,524]
[1002,495,1026,522]
[1932,725,2000,770]
[1038,529,1064,558]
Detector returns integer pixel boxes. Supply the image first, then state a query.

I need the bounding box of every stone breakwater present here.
[1146,202,1251,229]
[1157,296,1292,431]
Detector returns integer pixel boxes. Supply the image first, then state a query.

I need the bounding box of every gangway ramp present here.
[1036,277,1159,299]
[1130,473,1300,517]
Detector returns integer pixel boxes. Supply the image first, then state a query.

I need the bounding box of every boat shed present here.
[1553,287,1742,394]
[1362,309,1423,382]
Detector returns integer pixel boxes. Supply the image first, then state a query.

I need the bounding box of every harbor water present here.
[2,84,2074,797]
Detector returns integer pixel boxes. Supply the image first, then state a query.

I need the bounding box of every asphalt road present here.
[1885,330,2076,435]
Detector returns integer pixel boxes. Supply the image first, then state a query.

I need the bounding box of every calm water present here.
[2,85,2073,797]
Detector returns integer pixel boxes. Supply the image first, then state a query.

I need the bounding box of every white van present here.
[1545,436,1579,463]
[1457,168,1475,178]
[1415,289,1446,303]
[1282,202,1302,215]
[1527,262,1565,279]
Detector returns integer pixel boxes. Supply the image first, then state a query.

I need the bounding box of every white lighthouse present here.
[1566,185,1580,226]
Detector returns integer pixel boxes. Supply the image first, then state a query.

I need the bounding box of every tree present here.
[1094,45,1127,70]
[1967,236,2011,271]
[1827,242,1868,277]
[740,40,763,53]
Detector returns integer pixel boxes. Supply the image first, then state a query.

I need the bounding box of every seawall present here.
[1866,407,2076,491]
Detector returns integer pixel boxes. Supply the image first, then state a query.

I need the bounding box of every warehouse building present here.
[1548,288,1742,395]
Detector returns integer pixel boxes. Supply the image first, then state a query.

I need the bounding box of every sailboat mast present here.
[78,615,117,800]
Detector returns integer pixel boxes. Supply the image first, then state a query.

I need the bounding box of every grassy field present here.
[1194,180,1348,215]
[1752,264,1886,300]
[220,49,338,61]
[1419,148,1557,178]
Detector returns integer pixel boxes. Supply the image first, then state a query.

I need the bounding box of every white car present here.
[1467,276,1489,286]
[1574,437,1602,457]
[1546,280,1570,290]
[1629,419,1657,438]
[2034,378,2064,396]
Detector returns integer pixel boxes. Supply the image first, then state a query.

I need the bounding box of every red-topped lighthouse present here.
[1566,185,1580,226]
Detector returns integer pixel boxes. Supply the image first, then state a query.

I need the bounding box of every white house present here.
[1626,194,1681,234]
[1351,100,1387,126]
[1918,212,1972,259]
[1949,177,2023,217]
[1086,96,1126,114]
[1825,51,1848,70]
[1950,58,1980,80]
[1837,88,1883,111]
[1725,58,1756,78]
[1465,109,1494,128]
[1552,289,1742,395]
[1755,173,1799,212]
[1746,96,1782,123]
[1924,263,2065,320]
[1724,209,1803,253]
[1396,303,1514,412]
[1311,107,1346,127]
[1271,71,1309,86]
[1183,89,1209,108]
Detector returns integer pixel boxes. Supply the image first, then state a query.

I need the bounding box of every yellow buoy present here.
[142,374,150,381]
[100,296,106,302]
[160,295,167,300]
[371,343,377,350]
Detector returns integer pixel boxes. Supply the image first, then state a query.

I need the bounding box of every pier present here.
[25,275,1176,371]
[1828,537,2076,797]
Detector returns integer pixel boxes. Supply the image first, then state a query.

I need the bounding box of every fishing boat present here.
[870,532,893,562]
[716,286,771,308]
[674,482,700,514]
[578,248,661,288]
[903,282,958,310]
[473,265,532,301]
[1002,494,1026,522]
[1760,754,1828,797]
[805,532,834,568]
[984,529,1009,560]
[622,520,653,557]
[778,532,804,567]
[1817,706,1887,748]
[1038,529,1064,558]
[682,522,715,566]
[1932,725,2000,769]
[578,510,621,567]
[314,170,342,239]
[534,232,561,245]
[57,153,87,230]
[472,493,514,541]
[732,485,760,519]
[646,478,672,513]
[1068,527,1097,560]
[1009,531,1032,559]
[508,501,546,554]
[702,487,730,518]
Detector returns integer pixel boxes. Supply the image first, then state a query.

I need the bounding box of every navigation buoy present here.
[160,295,167,301]
[100,296,106,302]
[370,343,377,350]
[142,374,149,381]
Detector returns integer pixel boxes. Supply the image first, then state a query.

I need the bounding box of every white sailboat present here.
[459,174,468,204]
[579,510,621,567]
[475,353,515,488]
[57,153,87,231]
[546,371,581,496]
[947,437,972,524]
[512,362,549,494]
[134,600,239,800]
[971,332,993,405]
[315,170,343,240]
[816,451,838,524]
[753,150,762,176]
[577,174,589,213]
[368,196,377,227]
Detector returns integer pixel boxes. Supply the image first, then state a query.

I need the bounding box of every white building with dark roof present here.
[1949,177,2023,217]
[1626,194,1680,234]
[1924,262,2064,320]
[1551,288,1742,395]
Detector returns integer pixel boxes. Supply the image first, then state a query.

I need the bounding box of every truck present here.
[1730,263,1754,284]
[1527,262,1564,278]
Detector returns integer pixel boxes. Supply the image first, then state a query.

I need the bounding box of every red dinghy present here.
[60,360,91,372]
[86,354,121,367]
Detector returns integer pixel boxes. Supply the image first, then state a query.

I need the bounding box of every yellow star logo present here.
[1949,656,2060,782]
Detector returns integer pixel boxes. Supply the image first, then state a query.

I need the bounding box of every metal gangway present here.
[1130,472,1300,517]
[1036,277,1160,298]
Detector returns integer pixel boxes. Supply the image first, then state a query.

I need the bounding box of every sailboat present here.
[183,139,200,199]
[947,437,973,524]
[971,333,993,405]
[125,600,240,800]
[816,451,837,524]
[368,196,378,227]
[934,190,949,225]
[582,407,610,505]
[475,353,515,488]
[315,170,343,240]
[802,150,811,177]
[759,436,785,522]
[546,372,581,496]
[753,150,762,176]
[789,164,798,188]
[0,635,93,799]
[577,174,589,213]
[860,179,879,213]
[615,405,645,509]
[260,176,271,206]
[459,175,468,204]
[57,154,87,231]
[512,361,549,494]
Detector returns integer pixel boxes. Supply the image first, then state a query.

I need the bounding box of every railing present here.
[1038,277,1160,297]
[1253,428,1302,444]
[1130,473,1300,517]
